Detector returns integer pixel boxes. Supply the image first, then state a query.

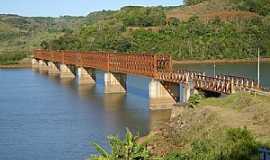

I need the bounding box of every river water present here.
[175,62,270,88]
[0,69,171,160]
[0,62,269,160]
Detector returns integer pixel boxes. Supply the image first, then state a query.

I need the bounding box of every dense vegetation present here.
[231,0,270,16]
[41,1,270,60]
[0,52,28,65]
[1,0,270,62]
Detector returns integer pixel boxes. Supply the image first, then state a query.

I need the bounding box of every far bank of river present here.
[0,58,32,69]
[0,63,32,68]
[173,57,270,65]
[1,57,270,69]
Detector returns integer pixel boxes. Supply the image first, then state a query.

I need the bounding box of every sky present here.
[0,0,183,17]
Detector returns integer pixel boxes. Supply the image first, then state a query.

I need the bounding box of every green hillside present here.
[42,0,270,60]
[0,0,270,62]
[0,14,85,55]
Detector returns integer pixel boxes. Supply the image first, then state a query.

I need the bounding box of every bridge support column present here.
[149,79,179,109]
[32,59,39,69]
[77,67,96,84]
[104,72,127,94]
[38,60,48,72]
[48,61,60,75]
[180,83,191,103]
[60,64,75,79]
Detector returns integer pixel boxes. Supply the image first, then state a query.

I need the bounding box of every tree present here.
[40,40,49,50]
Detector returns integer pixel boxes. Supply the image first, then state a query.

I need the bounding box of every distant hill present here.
[0,14,86,55]
[166,0,260,22]
[0,0,269,61]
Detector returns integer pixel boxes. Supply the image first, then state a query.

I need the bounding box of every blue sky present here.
[0,0,182,17]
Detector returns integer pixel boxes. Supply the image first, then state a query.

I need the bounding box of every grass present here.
[142,93,270,157]
[199,93,270,110]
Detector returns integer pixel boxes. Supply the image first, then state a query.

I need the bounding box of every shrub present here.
[188,94,202,108]
[90,129,150,160]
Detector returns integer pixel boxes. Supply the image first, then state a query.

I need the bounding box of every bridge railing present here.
[109,53,156,77]
[154,70,233,94]
[216,74,260,90]
[193,75,232,94]
[80,51,109,71]
[33,50,172,76]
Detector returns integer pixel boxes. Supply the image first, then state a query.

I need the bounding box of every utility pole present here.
[257,48,260,87]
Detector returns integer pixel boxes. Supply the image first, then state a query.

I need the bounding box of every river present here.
[0,62,269,160]
[174,62,270,88]
[0,69,171,160]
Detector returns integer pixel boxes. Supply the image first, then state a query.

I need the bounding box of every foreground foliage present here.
[90,129,150,160]
[188,93,202,108]
[91,127,266,160]
[164,128,260,160]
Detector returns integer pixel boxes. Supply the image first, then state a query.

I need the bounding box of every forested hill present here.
[1,0,270,60]
[0,14,85,55]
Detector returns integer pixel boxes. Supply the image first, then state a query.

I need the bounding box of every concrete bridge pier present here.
[60,64,76,79]
[104,72,127,94]
[48,61,60,75]
[32,59,39,70]
[77,67,96,84]
[149,79,180,109]
[179,83,192,103]
[38,60,48,73]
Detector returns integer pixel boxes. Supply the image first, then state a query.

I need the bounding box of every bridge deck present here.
[34,50,262,95]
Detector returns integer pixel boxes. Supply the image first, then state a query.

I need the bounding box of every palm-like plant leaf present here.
[92,143,109,158]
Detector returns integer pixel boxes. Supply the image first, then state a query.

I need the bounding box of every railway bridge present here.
[33,50,261,109]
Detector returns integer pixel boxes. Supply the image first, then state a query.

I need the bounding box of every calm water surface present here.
[175,62,270,88]
[0,69,171,160]
[1,62,269,160]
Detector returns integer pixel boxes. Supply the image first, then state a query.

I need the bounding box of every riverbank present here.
[173,57,270,65]
[0,63,32,69]
[140,93,270,158]
[0,58,31,69]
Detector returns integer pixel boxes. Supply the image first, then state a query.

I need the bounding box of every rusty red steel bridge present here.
[34,50,262,96]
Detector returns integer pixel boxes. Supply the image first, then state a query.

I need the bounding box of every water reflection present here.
[76,84,96,99]
[103,93,126,112]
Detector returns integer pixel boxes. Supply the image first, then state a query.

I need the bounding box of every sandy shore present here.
[173,57,270,65]
[0,63,32,69]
